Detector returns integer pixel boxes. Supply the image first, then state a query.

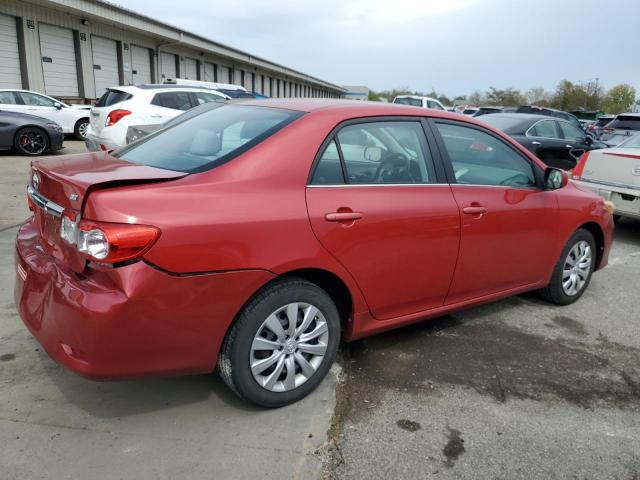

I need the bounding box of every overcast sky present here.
[118,0,639,97]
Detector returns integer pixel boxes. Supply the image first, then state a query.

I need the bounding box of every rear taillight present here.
[105,109,131,127]
[572,151,590,180]
[602,127,615,133]
[77,220,160,264]
[57,213,159,265]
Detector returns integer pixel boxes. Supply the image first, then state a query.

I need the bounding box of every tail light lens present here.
[572,151,590,180]
[77,220,160,264]
[106,109,132,127]
[60,209,78,245]
[602,127,615,133]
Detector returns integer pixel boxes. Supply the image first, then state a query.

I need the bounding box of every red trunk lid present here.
[29,152,186,271]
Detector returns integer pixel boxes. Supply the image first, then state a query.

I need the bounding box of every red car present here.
[15,100,613,407]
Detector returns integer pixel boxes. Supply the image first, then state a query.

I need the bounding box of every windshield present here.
[606,116,640,131]
[114,105,302,173]
[478,115,523,132]
[619,134,640,148]
[394,97,422,107]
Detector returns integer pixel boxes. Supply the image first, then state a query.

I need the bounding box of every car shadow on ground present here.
[613,217,640,246]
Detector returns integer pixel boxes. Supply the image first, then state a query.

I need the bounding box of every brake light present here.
[105,109,131,127]
[572,151,590,180]
[76,220,160,264]
[602,127,615,133]
[27,194,35,212]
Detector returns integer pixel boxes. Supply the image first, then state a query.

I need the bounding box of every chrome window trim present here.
[306,183,540,190]
[525,119,561,140]
[27,185,64,217]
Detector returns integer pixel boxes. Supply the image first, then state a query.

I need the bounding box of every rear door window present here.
[427,100,443,110]
[193,91,224,105]
[150,92,194,111]
[435,122,536,188]
[528,120,559,138]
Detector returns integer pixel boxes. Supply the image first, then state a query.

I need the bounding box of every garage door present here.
[91,36,119,98]
[39,24,79,97]
[160,52,177,81]
[0,14,22,89]
[131,45,152,84]
[203,62,215,82]
[184,58,198,80]
[219,65,229,84]
[264,76,271,97]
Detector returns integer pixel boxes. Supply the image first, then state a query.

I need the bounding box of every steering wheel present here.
[499,173,532,187]
[374,153,413,183]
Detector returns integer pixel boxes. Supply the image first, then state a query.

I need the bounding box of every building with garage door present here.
[0,0,345,103]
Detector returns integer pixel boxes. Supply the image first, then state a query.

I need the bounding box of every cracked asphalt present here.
[323,219,640,479]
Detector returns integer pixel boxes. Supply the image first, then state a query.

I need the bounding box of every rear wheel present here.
[539,228,596,305]
[74,118,89,140]
[14,127,49,156]
[218,278,341,408]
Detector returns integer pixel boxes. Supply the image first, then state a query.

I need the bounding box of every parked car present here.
[0,110,63,156]
[461,107,479,116]
[163,78,256,99]
[0,89,90,140]
[472,106,504,117]
[513,106,584,131]
[480,113,606,170]
[572,133,640,221]
[16,101,613,407]
[85,84,226,152]
[392,95,446,111]
[599,113,640,147]
[586,115,615,138]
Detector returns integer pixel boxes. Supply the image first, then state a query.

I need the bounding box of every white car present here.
[85,84,227,152]
[392,95,446,111]
[572,134,640,221]
[0,89,91,139]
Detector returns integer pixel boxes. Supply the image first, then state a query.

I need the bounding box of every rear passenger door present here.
[431,120,558,305]
[523,119,575,170]
[306,118,460,320]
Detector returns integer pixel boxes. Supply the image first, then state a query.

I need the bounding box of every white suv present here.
[392,95,446,111]
[0,89,91,139]
[85,85,226,151]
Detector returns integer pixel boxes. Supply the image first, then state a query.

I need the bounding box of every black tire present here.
[539,228,596,305]
[74,118,89,140]
[613,214,622,225]
[14,127,49,156]
[218,277,341,408]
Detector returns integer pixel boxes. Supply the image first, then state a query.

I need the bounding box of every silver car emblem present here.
[32,171,41,191]
[69,193,79,201]
[632,166,640,176]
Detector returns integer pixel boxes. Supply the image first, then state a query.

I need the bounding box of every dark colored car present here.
[16,101,613,407]
[512,106,583,131]
[586,115,615,138]
[472,106,504,117]
[480,113,606,170]
[0,110,64,156]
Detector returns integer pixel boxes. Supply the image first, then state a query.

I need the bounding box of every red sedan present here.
[15,100,613,407]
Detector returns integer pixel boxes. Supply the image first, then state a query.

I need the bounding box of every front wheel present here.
[74,118,89,140]
[218,278,341,408]
[539,228,596,305]
[14,127,49,156]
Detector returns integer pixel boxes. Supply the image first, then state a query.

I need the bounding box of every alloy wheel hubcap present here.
[562,240,592,296]
[250,302,328,392]
[79,122,88,138]
[19,132,46,154]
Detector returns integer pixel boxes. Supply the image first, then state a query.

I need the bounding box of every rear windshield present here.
[596,117,613,127]
[606,116,640,131]
[394,97,422,107]
[95,89,133,106]
[217,89,256,99]
[114,105,302,173]
[479,115,525,132]
[619,134,640,148]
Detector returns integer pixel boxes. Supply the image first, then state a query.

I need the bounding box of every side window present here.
[193,92,223,105]
[436,123,536,188]
[427,100,444,110]
[151,92,193,111]
[311,140,344,185]
[529,120,558,139]
[18,93,56,107]
[0,92,17,104]
[335,121,435,184]
[558,122,585,142]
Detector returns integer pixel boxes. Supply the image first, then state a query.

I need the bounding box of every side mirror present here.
[363,146,383,162]
[545,167,568,190]
[53,102,62,110]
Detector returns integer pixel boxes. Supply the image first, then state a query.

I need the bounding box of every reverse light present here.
[76,220,160,264]
[105,109,132,127]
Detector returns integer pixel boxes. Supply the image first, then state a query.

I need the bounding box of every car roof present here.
[232,98,461,116]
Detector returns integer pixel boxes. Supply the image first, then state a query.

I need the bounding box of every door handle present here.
[531,141,541,146]
[565,144,573,149]
[150,114,162,119]
[325,212,363,222]
[462,205,488,215]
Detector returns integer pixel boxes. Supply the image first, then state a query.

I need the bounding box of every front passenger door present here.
[432,120,558,305]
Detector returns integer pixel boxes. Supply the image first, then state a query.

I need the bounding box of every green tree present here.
[601,84,636,114]
[484,86,525,106]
